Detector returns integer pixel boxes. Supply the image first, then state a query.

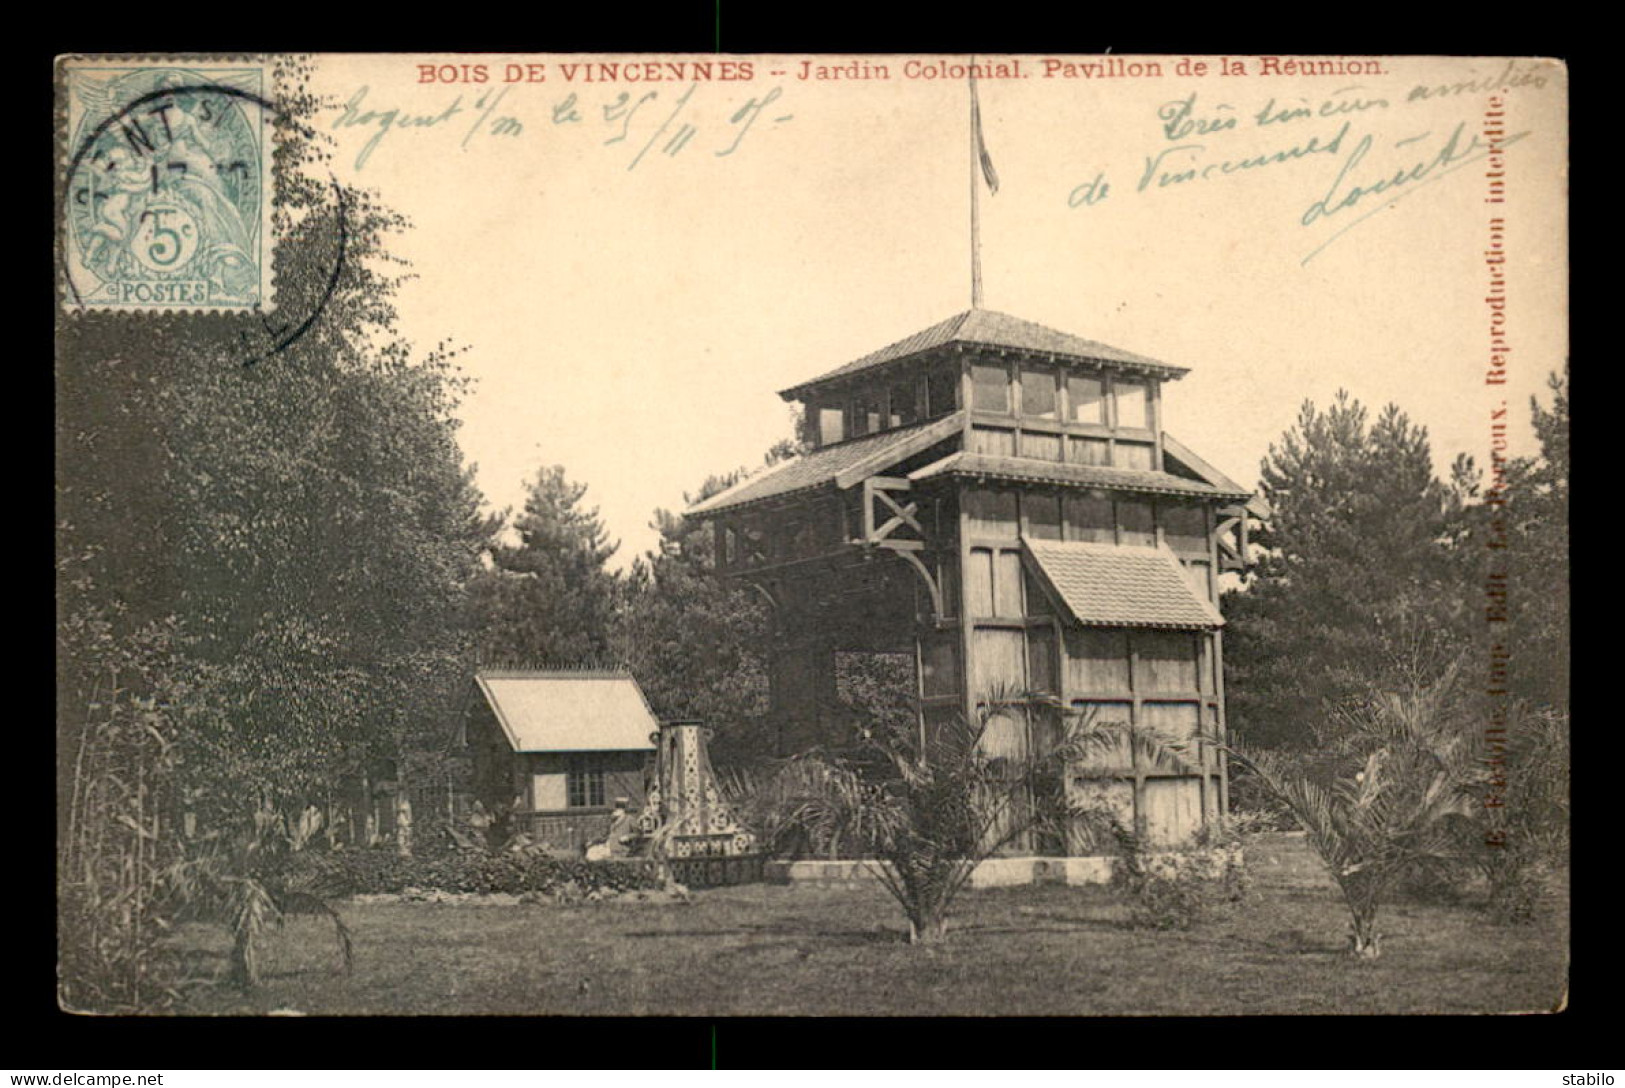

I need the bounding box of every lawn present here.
[174,836,1567,1016]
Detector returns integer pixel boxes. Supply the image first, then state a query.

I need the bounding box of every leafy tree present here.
[611,444,804,767]
[471,465,621,667]
[57,56,491,1004]
[1223,392,1472,749]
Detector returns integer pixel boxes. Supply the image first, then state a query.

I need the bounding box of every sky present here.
[307,54,1567,569]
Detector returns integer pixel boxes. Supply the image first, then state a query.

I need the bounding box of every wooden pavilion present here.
[687,308,1265,853]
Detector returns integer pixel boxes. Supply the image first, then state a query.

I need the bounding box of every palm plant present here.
[766,689,1190,944]
[1222,665,1478,958]
[168,803,353,989]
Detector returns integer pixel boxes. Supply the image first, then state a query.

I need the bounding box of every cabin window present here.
[972,362,1011,413]
[567,761,605,808]
[818,406,845,446]
[926,365,958,417]
[1068,374,1105,424]
[1115,379,1150,430]
[1021,366,1058,419]
[888,379,919,428]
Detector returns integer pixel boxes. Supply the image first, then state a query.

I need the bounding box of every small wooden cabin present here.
[463,669,658,853]
[687,309,1266,853]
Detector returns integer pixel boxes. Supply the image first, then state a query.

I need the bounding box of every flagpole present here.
[969,56,983,309]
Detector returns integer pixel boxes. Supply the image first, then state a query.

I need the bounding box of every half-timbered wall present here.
[961,352,1164,472]
[954,480,1224,853]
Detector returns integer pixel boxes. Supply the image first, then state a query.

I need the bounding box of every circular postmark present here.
[59,59,347,365]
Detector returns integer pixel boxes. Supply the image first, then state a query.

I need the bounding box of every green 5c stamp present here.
[60,58,275,312]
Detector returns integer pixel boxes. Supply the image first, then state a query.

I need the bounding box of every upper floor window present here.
[972,363,1011,413]
[888,379,919,428]
[818,405,844,446]
[1068,373,1104,424]
[1115,379,1151,430]
[1020,366,1058,420]
[926,365,959,417]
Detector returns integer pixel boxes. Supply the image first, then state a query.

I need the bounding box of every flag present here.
[970,70,999,195]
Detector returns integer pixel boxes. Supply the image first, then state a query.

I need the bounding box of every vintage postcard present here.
[55,54,1568,1020]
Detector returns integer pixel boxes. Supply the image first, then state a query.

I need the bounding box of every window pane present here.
[1114,379,1149,429]
[972,363,1011,412]
[967,548,995,615]
[1118,500,1155,546]
[921,632,959,696]
[819,406,844,445]
[972,628,1027,703]
[1063,494,1115,543]
[1021,367,1058,419]
[994,550,1024,617]
[888,381,919,428]
[1068,374,1104,423]
[1025,493,1062,540]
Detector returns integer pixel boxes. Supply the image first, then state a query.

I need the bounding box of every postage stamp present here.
[58,57,275,312]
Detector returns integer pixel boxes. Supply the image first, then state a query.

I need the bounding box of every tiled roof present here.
[779,309,1189,399]
[687,414,962,517]
[908,451,1251,501]
[475,670,659,752]
[1023,539,1225,630]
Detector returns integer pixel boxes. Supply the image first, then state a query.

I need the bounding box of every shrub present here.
[319,848,663,898]
[1111,822,1250,931]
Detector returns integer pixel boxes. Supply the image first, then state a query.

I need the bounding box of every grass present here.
[172,836,1567,1016]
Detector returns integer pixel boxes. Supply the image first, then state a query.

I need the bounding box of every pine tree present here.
[1223,391,1472,749]
[472,465,621,667]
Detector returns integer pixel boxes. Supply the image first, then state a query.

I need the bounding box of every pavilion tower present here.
[688,308,1264,852]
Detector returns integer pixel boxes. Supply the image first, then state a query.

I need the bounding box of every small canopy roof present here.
[474,670,659,753]
[1023,538,1225,630]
